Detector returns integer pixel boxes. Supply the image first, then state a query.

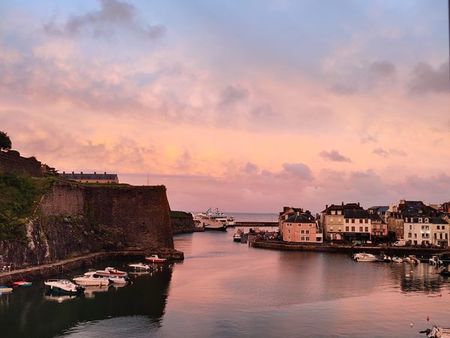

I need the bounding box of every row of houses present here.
[279,200,450,247]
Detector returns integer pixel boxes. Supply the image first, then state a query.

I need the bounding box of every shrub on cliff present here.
[0,173,54,240]
[0,131,11,151]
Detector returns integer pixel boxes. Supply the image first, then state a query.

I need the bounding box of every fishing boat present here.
[420,325,450,337]
[352,253,378,262]
[0,286,13,294]
[145,254,167,263]
[128,263,152,271]
[73,272,111,286]
[44,279,84,295]
[12,280,32,287]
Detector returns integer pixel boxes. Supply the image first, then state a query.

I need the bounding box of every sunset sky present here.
[0,0,449,212]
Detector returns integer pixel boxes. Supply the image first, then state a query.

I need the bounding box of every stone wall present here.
[0,181,174,268]
[0,150,43,177]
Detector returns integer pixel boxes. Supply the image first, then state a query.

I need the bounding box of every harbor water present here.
[2,230,450,338]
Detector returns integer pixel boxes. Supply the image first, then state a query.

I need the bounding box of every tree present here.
[0,131,11,151]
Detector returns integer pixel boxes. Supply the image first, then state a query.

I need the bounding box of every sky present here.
[0,0,449,213]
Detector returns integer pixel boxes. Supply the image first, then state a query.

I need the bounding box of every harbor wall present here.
[0,181,175,269]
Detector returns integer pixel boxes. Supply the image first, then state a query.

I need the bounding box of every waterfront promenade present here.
[251,240,449,258]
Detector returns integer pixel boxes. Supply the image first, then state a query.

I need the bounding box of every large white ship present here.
[194,208,233,231]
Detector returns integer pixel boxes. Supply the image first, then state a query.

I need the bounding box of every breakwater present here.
[235,221,278,227]
[251,240,448,258]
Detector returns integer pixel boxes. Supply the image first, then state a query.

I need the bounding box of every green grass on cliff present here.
[0,173,55,240]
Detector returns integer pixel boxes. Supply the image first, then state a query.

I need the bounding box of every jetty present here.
[235,221,278,227]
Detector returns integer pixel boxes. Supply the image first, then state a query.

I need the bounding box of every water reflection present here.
[0,264,173,338]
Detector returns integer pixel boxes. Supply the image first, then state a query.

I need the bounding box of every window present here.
[337,210,342,215]
[408,233,412,238]
[405,217,408,222]
[351,226,355,232]
[434,233,437,239]
[301,237,304,241]
[443,225,446,230]
[365,219,368,223]
[305,237,309,241]
[359,219,363,223]
[345,226,349,232]
[446,234,448,240]
[306,230,309,234]
[351,219,355,223]
[414,233,417,238]
[425,218,429,223]
[419,218,423,223]
[345,219,349,223]
[359,227,363,232]
[331,211,336,215]
[365,227,369,232]
[301,230,304,234]
[437,226,440,230]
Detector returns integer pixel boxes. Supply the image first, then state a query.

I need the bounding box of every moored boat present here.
[353,253,378,262]
[420,325,450,338]
[392,256,403,263]
[95,267,128,278]
[73,272,111,286]
[0,286,13,294]
[128,263,152,271]
[233,230,243,242]
[194,208,229,231]
[145,255,167,263]
[12,280,32,287]
[429,256,443,266]
[44,279,84,295]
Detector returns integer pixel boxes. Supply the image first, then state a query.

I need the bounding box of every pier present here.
[234,221,278,227]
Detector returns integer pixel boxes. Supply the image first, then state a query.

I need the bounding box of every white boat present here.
[421,325,450,338]
[194,208,229,231]
[233,232,242,242]
[0,286,13,294]
[429,256,443,266]
[73,272,111,286]
[227,216,236,227]
[405,255,420,264]
[392,256,403,263]
[128,263,152,271]
[145,254,167,263]
[107,275,128,285]
[353,253,378,262]
[95,267,128,278]
[44,279,84,295]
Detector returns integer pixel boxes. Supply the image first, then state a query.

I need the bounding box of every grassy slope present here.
[0,174,54,240]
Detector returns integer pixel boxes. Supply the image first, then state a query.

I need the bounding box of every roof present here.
[322,202,364,214]
[286,213,315,223]
[61,172,118,180]
[344,209,369,219]
[398,200,442,217]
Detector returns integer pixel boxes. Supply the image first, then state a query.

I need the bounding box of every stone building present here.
[279,209,322,243]
[61,171,119,184]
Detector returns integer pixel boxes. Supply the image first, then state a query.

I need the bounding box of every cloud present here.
[408,61,449,94]
[218,85,248,109]
[281,162,313,181]
[44,0,165,40]
[369,61,396,79]
[319,150,351,162]
[373,147,406,158]
[361,135,377,144]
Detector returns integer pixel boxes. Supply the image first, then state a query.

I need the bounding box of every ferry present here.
[194,208,230,231]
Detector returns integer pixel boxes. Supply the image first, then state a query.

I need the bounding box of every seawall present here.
[0,180,176,269]
[171,211,195,234]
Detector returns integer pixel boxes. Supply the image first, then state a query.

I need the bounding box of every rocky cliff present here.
[170,211,195,234]
[0,180,175,268]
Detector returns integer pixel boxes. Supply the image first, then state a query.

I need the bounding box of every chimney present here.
[81,171,83,174]
[104,171,106,175]
[72,171,74,174]
[94,171,96,175]
[358,202,360,207]
[325,204,328,209]
[63,171,65,174]
[341,201,344,206]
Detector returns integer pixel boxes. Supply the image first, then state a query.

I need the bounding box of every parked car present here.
[393,240,406,247]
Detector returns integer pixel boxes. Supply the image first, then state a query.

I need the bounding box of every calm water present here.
[2,231,450,338]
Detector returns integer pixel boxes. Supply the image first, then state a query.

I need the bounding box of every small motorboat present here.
[44,279,84,295]
[420,325,450,337]
[107,275,129,285]
[439,267,450,277]
[95,267,128,278]
[378,254,392,262]
[233,230,243,242]
[12,280,32,287]
[405,255,420,264]
[73,272,111,286]
[128,263,152,271]
[429,256,443,266]
[353,253,378,262]
[145,255,167,263]
[391,256,403,263]
[0,286,13,294]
